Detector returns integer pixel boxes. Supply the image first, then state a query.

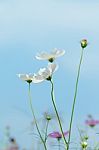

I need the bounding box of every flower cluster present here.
[18,49,65,83]
[17,39,91,150]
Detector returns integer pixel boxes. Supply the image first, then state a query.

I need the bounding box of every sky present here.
[0,0,99,149]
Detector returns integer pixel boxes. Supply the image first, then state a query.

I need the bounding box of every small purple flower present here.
[85,119,99,127]
[48,131,69,140]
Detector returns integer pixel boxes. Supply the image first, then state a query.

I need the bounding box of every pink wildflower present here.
[48,131,69,140]
[85,119,99,127]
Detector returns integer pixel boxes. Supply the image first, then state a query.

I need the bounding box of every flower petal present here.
[35,49,65,61]
[51,48,65,58]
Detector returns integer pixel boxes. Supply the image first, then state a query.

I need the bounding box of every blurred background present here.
[0,0,99,149]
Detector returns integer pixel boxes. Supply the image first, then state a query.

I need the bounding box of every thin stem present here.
[77,127,83,141]
[67,48,84,150]
[28,83,47,150]
[58,140,61,150]
[82,148,87,150]
[44,120,49,143]
[50,79,68,150]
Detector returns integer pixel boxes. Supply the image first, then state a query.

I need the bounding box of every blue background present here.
[0,0,99,149]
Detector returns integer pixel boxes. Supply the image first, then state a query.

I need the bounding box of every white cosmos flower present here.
[17,73,44,83]
[34,63,58,82]
[17,74,34,83]
[18,64,58,83]
[35,48,65,62]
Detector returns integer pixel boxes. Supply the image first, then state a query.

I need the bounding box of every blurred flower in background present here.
[48,131,69,141]
[85,115,99,127]
[5,137,19,150]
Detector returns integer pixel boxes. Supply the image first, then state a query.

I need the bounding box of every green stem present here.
[50,79,68,150]
[67,48,84,150]
[28,83,47,150]
[44,120,49,143]
[58,140,61,150]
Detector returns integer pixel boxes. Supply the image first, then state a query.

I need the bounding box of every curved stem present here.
[67,48,84,150]
[50,79,68,150]
[28,83,47,150]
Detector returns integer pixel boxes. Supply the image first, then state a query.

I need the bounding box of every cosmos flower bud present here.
[80,39,88,48]
[81,141,88,149]
[84,135,88,140]
[46,115,51,121]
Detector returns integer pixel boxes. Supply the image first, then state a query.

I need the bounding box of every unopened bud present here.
[81,141,88,149]
[46,115,51,121]
[80,39,88,48]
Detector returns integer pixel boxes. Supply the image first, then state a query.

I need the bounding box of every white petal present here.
[48,63,58,74]
[17,74,33,81]
[35,49,65,61]
[17,74,28,81]
[39,68,46,74]
[35,52,53,60]
[31,63,58,83]
[33,78,44,83]
[33,73,45,83]
[51,48,65,58]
